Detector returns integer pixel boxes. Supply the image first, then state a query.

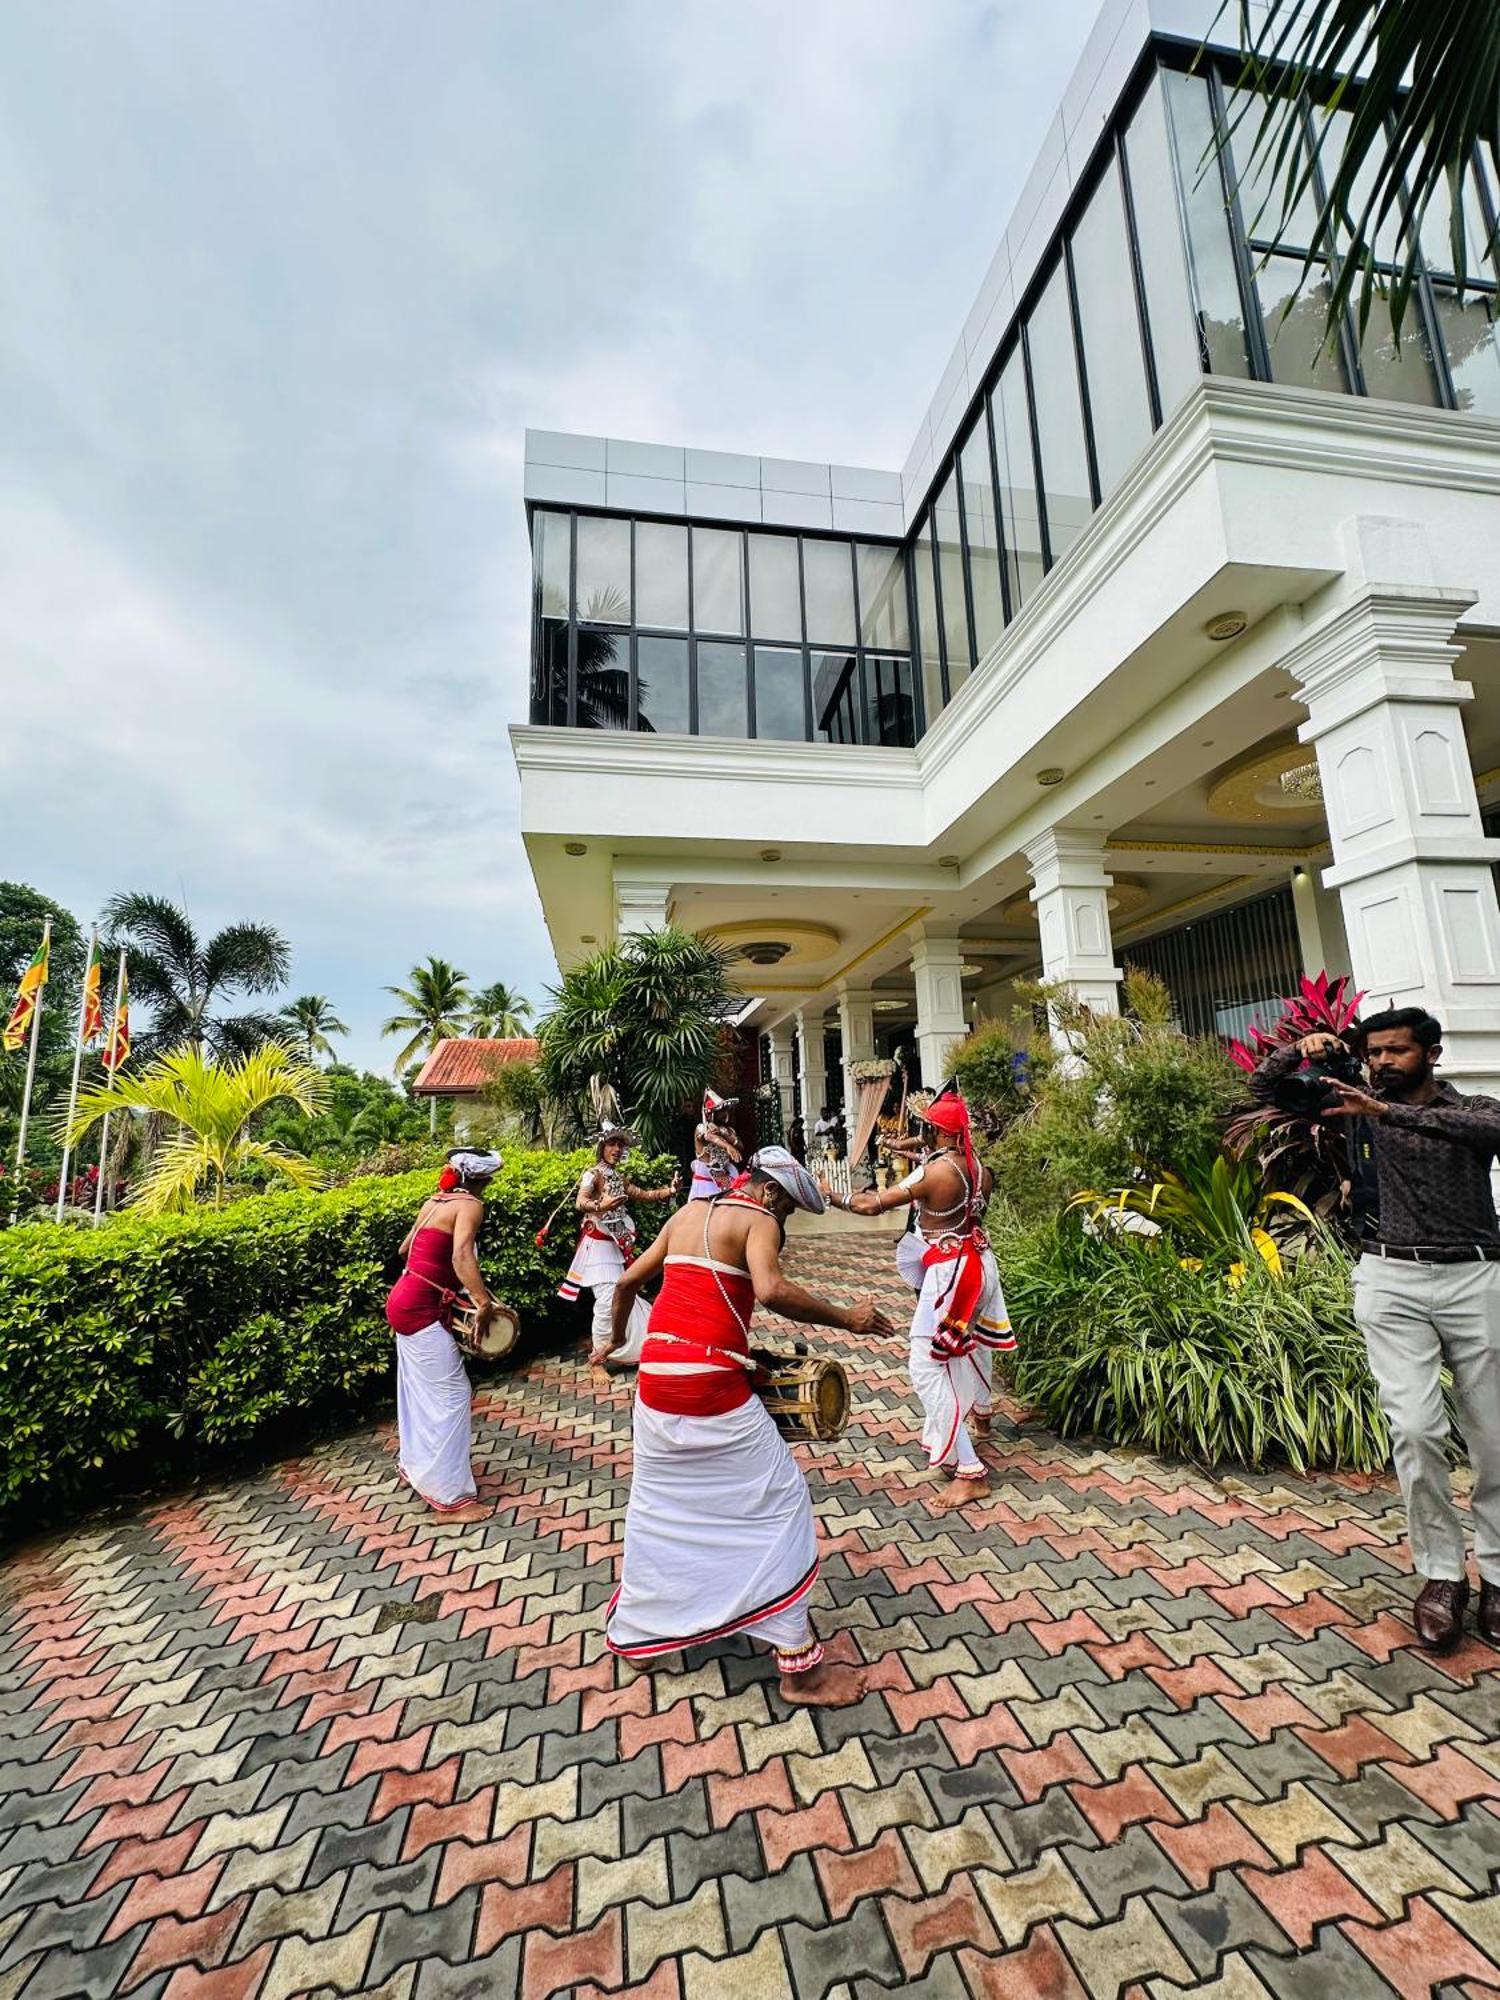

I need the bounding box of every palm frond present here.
[202,921,292,995]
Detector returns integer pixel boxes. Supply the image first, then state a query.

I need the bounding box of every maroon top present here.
[386,1225,462,1335]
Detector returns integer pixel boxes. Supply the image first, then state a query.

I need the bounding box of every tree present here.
[383,957,471,1132]
[467,981,534,1039]
[1219,1,1500,346]
[0,884,84,1168]
[103,893,291,1059]
[66,1044,328,1213]
[278,994,349,1064]
[538,926,734,1153]
[257,1063,428,1160]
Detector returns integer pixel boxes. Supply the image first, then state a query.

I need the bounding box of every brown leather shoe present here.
[1479,1582,1500,1648]
[1413,1577,1469,1653]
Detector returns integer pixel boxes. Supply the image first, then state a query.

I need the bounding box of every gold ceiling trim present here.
[1205,741,1326,823]
[1105,836,1316,858]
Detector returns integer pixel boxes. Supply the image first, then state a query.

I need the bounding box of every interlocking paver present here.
[3,1226,1499,1998]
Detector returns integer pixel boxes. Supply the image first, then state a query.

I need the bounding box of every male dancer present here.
[604,1146,892,1705]
[688,1089,743,1201]
[822,1086,1011,1504]
[563,1123,679,1371]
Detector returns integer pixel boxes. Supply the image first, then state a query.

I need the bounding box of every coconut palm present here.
[66,1044,327,1213]
[278,994,349,1064]
[383,957,471,1131]
[466,981,534,1040]
[103,893,291,1058]
[1218,1,1500,345]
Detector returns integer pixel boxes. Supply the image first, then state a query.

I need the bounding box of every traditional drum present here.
[452,1300,521,1363]
[752,1349,850,1442]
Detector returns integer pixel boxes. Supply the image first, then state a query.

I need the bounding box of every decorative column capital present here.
[1023,826,1114,895]
[614,878,674,935]
[1281,588,1477,746]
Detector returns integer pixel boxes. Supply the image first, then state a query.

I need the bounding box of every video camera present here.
[1271,1040,1363,1118]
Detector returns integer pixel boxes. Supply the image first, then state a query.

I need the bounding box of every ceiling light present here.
[939,854,960,868]
[960,963,984,977]
[1205,612,1247,642]
[873,999,907,1012]
[580,934,596,944]
[565,842,588,856]
[1036,767,1065,787]
[760,849,782,863]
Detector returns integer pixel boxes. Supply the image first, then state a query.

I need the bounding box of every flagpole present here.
[55,927,97,1222]
[93,948,128,1226]
[11,918,51,1222]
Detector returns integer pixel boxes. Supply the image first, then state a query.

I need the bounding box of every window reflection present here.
[749,536,802,640]
[754,647,806,740]
[574,627,631,731]
[1162,69,1253,377]
[1432,288,1500,417]
[692,528,745,634]
[636,522,688,630]
[934,469,971,689]
[958,411,1004,662]
[574,516,630,625]
[532,618,568,726]
[636,635,690,735]
[1071,160,1154,492]
[857,543,909,651]
[1027,266,1093,564]
[992,360,1043,615]
[696,641,748,737]
[863,655,915,747]
[802,540,857,644]
[913,522,944,723]
[1123,75,1203,416]
[812,650,861,744]
[1255,255,1349,390]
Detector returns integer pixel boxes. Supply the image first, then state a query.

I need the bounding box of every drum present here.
[752,1349,850,1442]
[452,1300,521,1362]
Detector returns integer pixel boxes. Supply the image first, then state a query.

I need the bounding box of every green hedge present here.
[0,1148,673,1527]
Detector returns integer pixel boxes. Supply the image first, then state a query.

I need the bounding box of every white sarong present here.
[908,1243,1009,1472]
[395,1321,476,1509]
[606,1396,819,1658]
[571,1230,649,1365]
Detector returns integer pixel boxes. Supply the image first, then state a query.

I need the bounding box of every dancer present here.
[563,1123,679,1371]
[604,1146,892,1705]
[385,1148,503,1519]
[822,1086,1011,1504]
[689,1089,743,1201]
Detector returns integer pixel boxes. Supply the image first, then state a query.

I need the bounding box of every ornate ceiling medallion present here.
[699,918,842,969]
[1206,742,1326,822]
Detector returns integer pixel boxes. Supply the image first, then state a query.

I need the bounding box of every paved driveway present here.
[2,1229,1498,1998]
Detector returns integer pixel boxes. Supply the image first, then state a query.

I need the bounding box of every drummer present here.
[603,1146,893,1706]
[385,1148,503,1519]
[563,1123,680,1371]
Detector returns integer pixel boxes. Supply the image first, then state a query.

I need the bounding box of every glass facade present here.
[532,44,1500,746]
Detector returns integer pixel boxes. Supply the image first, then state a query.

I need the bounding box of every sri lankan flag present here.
[104,967,130,1075]
[80,939,105,1045]
[3,931,50,1054]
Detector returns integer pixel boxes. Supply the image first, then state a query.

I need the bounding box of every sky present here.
[0,0,1102,1072]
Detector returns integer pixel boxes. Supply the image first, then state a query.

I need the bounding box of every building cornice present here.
[509,723,919,793]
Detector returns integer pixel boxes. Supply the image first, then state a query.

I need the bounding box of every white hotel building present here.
[510,0,1500,1127]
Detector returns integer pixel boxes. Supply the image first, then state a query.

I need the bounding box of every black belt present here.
[1361,1241,1500,1265]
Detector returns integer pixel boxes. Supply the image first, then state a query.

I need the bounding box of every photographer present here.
[1250,1008,1500,1652]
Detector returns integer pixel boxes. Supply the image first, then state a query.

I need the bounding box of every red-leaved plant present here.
[1227,972,1365,1074]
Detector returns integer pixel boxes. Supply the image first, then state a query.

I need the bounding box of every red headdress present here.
[920,1083,977,1200]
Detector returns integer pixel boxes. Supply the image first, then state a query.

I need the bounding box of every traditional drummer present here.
[563,1122,679,1371]
[822,1084,1012,1504]
[604,1146,892,1706]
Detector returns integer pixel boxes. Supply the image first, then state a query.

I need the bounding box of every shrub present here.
[0,1146,673,1528]
[995,1208,1385,1473]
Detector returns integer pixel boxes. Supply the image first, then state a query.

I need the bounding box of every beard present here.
[1370,1066,1422,1100]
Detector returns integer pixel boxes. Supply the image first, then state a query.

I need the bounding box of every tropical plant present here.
[482,1057,576,1151]
[383,958,471,1130]
[257,1064,428,1163]
[538,926,734,1152]
[948,1015,1042,1135]
[66,1045,327,1212]
[1215,0,1500,346]
[103,892,291,1059]
[1227,970,1365,1072]
[1069,1146,1318,1279]
[466,981,534,1040]
[278,994,348,1064]
[1000,1212,1383,1472]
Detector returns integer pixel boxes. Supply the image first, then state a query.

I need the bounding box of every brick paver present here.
[2,1226,1499,1998]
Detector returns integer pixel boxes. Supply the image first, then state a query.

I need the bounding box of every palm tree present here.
[279,994,348,1064]
[66,1045,328,1213]
[383,957,471,1132]
[467,981,534,1039]
[1218,2,1500,345]
[103,893,291,1058]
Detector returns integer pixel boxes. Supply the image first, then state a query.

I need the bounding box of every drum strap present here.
[646,1331,755,1373]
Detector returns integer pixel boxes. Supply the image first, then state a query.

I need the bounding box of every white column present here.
[836,985,877,1114]
[1286,582,1500,1090]
[1024,828,1123,1037]
[795,1008,827,1127]
[1289,864,1352,985]
[614,877,672,936]
[765,1021,797,1130]
[910,929,967,1088]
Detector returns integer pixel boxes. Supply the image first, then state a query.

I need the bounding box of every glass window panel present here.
[1071,161,1154,495]
[749,535,802,640]
[1229,87,1321,246]
[933,468,971,688]
[1162,69,1253,377]
[913,520,944,724]
[533,510,570,621]
[1356,276,1443,406]
[574,515,630,624]
[957,412,1004,660]
[801,539,856,644]
[1027,266,1094,564]
[753,646,806,740]
[1255,254,1350,389]
[1420,163,1496,282]
[1123,73,1204,415]
[1432,286,1500,416]
[1315,107,1402,264]
[532,618,568,726]
[635,635,690,735]
[862,655,916,748]
[692,527,745,634]
[856,543,909,651]
[991,359,1043,617]
[695,640,747,737]
[811,650,860,745]
[573,627,631,730]
[635,521,688,630]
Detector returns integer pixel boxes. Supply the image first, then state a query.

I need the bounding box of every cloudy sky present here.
[1,0,1101,1070]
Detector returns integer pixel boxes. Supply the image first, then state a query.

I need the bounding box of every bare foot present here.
[930,1471,989,1512]
[779,1661,868,1707]
[433,1501,492,1524]
[973,1410,993,1434]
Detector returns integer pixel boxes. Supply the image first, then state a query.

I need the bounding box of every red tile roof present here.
[411,1037,540,1096]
